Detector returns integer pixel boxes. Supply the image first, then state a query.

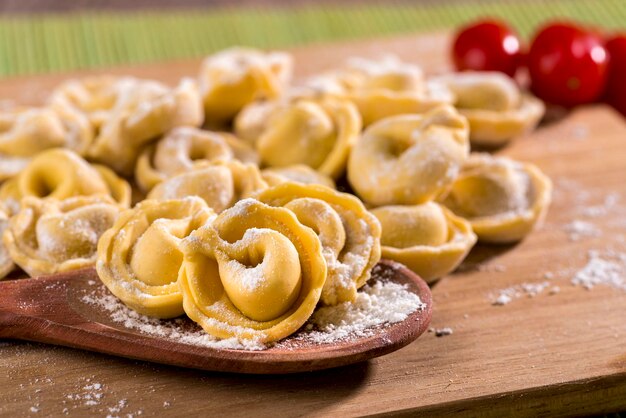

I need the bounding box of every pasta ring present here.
[4,195,120,277]
[347,105,469,206]
[147,161,268,213]
[256,182,381,305]
[199,47,293,125]
[432,72,545,147]
[135,126,258,192]
[237,96,361,179]
[442,153,552,243]
[179,198,326,343]
[0,105,92,180]
[96,197,215,318]
[0,148,131,215]
[371,202,476,282]
[51,76,203,176]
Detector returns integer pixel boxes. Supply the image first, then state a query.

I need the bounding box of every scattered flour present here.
[291,280,426,345]
[81,292,265,351]
[571,250,626,291]
[82,273,426,350]
[579,192,620,218]
[564,220,601,241]
[430,327,453,337]
[492,293,513,306]
[490,281,551,306]
[65,381,105,407]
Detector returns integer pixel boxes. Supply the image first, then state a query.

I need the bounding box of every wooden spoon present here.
[0,259,432,374]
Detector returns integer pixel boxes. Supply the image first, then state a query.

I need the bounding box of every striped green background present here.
[0,0,624,76]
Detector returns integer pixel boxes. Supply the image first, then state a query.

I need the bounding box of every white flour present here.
[490,281,553,306]
[291,280,426,345]
[571,250,626,291]
[82,272,426,350]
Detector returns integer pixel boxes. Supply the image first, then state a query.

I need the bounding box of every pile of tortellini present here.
[0,47,552,343]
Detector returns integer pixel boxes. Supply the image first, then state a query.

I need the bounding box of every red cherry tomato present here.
[452,19,522,77]
[604,34,626,116]
[527,22,609,107]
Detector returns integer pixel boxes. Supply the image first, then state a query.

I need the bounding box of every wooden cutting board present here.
[1,32,625,417]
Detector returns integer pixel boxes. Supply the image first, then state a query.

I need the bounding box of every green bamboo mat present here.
[0,0,624,77]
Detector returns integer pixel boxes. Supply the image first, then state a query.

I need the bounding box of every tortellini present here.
[0,106,92,180]
[371,202,476,282]
[236,96,361,179]
[199,48,293,125]
[261,165,335,189]
[256,183,381,305]
[50,76,203,175]
[148,161,268,213]
[0,148,131,214]
[179,198,326,343]
[0,204,14,279]
[3,195,120,277]
[442,153,552,243]
[135,126,258,192]
[348,105,470,206]
[305,56,454,126]
[96,197,214,318]
[432,72,545,147]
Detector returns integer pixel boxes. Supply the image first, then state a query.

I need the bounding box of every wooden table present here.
[1,32,625,417]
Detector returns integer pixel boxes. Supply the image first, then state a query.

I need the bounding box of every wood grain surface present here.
[1,32,626,417]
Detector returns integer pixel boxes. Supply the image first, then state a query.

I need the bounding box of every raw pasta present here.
[135,126,258,192]
[431,72,545,147]
[236,96,361,179]
[0,203,14,279]
[348,105,469,206]
[442,153,552,243]
[256,182,381,305]
[147,161,268,213]
[303,55,454,126]
[96,197,214,318]
[179,198,326,342]
[0,105,92,180]
[371,202,476,282]
[4,195,120,277]
[261,165,335,189]
[0,148,131,215]
[50,76,203,175]
[199,48,293,125]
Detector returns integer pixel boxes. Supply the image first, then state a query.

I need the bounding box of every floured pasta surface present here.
[51,76,204,176]
[256,183,381,305]
[261,165,335,189]
[96,197,215,318]
[0,106,92,181]
[0,148,131,215]
[0,47,552,346]
[136,126,258,192]
[0,203,15,279]
[199,48,293,125]
[179,199,326,342]
[348,105,470,206]
[302,56,454,126]
[148,161,268,213]
[371,202,476,282]
[4,195,120,277]
[236,95,361,179]
[432,72,545,147]
[442,153,552,243]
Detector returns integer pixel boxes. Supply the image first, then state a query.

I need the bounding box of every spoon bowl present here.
[0,259,432,374]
